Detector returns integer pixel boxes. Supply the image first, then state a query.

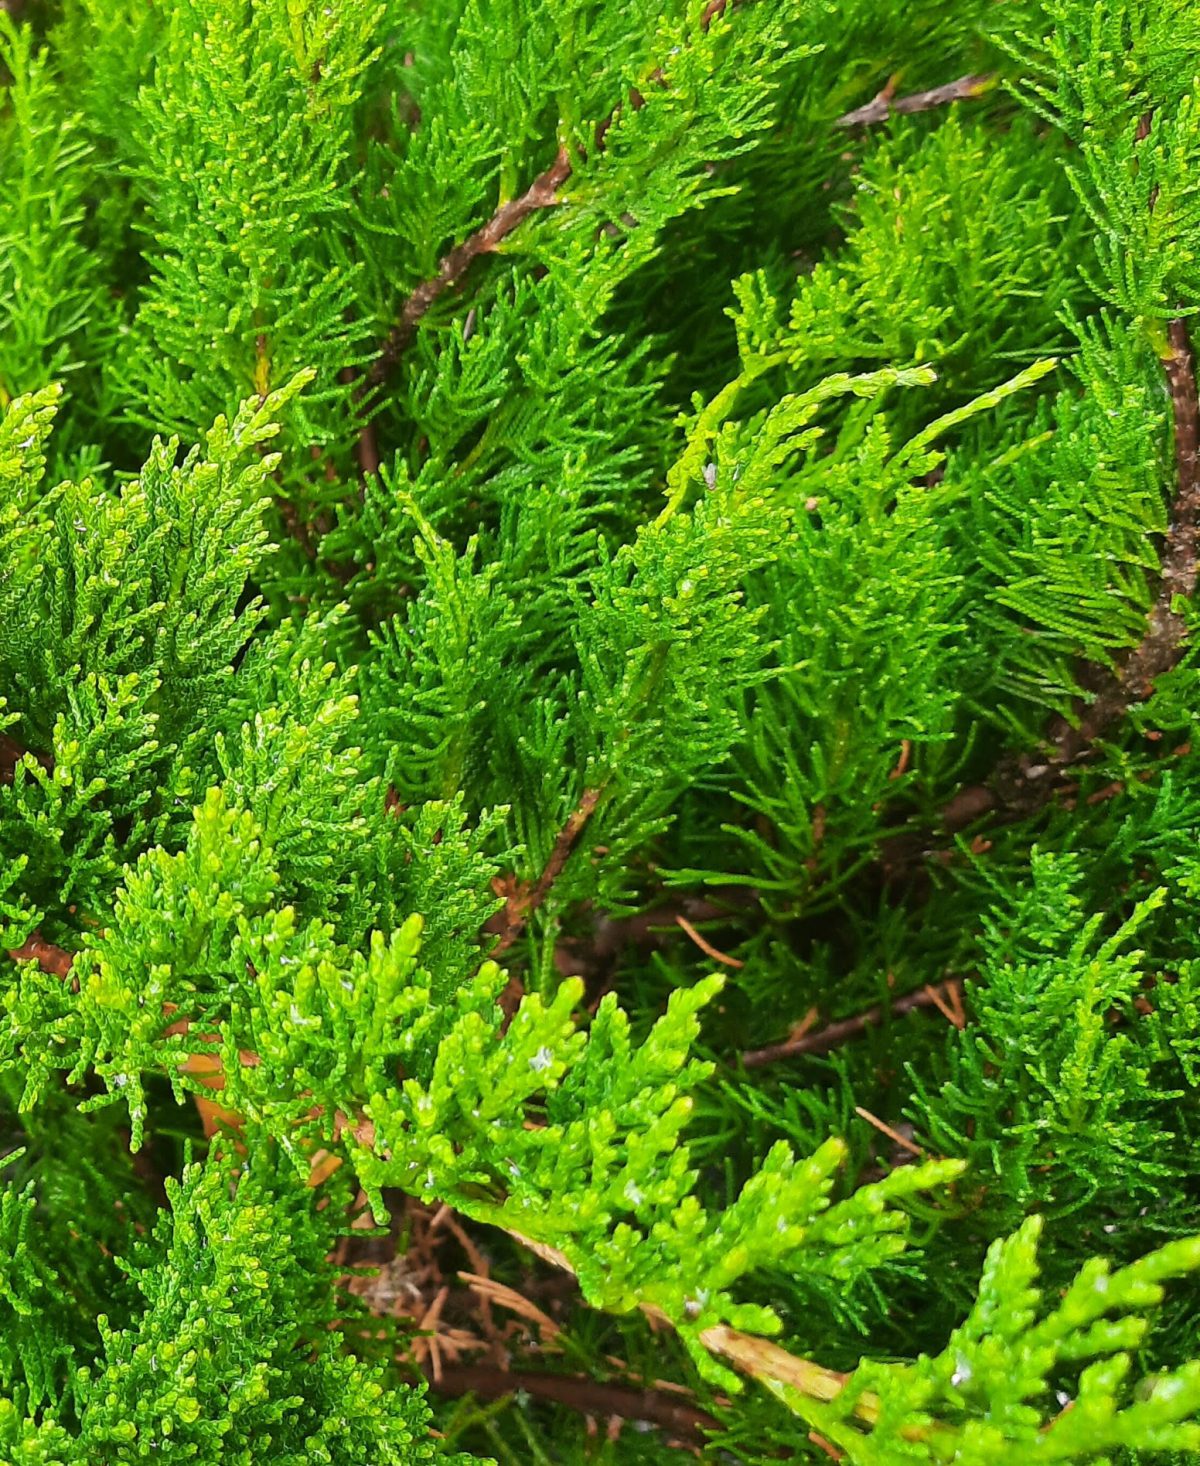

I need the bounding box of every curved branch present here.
[366,147,573,392]
[490,788,603,957]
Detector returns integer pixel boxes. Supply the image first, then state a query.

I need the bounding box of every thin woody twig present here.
[367,0,740,396]
[356,417,381,477]
[458,1271,561,1342]
[741,977,965,1069]
[674,914,745,968]
[426,1363,721,1444]
[923,980,966,1029]
[506,1231,867,1429]
[836,73,994,129]
[698,0,730,27]
[854,1105,924,1159]
[491,788,603,956]
[367,147,573,392]
[338,364,381,478]
[372,66,993,389]
[0,732,52,784]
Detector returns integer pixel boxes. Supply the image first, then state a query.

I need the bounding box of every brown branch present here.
[508,1231,870,1434]
[741,978,965,1069]
[698,0,729,27]
[371,67,990,389]
[426,1364,720,1445]
[836,73,994,129]
[491,788,603,956]
[854,1104,924,1159]
[0,734,27,783]
[550,890,759,987]
[366,147,573,392]
[6,929,73,980]
[528,788,604,911]
[1109,320,1200,686]
[337,364,381,479]
[356,417,381,477]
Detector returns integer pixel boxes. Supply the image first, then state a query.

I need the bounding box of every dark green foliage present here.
[4,0,1200,1462]
[913,853,1184,1230]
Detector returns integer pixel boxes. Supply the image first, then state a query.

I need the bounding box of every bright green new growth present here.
[0,1145,468,1464]
[799,1222,1200,1463]
[4,0,1200,1461]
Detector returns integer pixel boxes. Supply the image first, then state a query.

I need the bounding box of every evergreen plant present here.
[3,0,1200,1461]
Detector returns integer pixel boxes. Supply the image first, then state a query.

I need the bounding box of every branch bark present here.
[490,788,603,956]
[6,929,73,980]
[427,1364,720,1444]
[508,1231,869,1430]
[836,73,994,129]
[1,913,896,1442]
[741,978,965,1068]
[0,733,52,784]
[366,147,572,392]
[366,0,755,396]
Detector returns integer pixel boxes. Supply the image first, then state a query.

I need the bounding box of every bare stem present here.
[6,930,73,980]
[491,788,603,956]
[426,1364,720,1444]
[367,148,572,393]
[742,979,965,1069]
[836,73,994,129]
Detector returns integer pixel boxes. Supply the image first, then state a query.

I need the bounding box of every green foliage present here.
[0,375,310,916]
[797,1219,1200,1462]
[3,0,1200,1461]
[913,852,1184,1232]
[0,782,960,1388]
[0,15,102,409]
[740,112,1085,406]
[115,0,381,447]
[0,1143,471,1464]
